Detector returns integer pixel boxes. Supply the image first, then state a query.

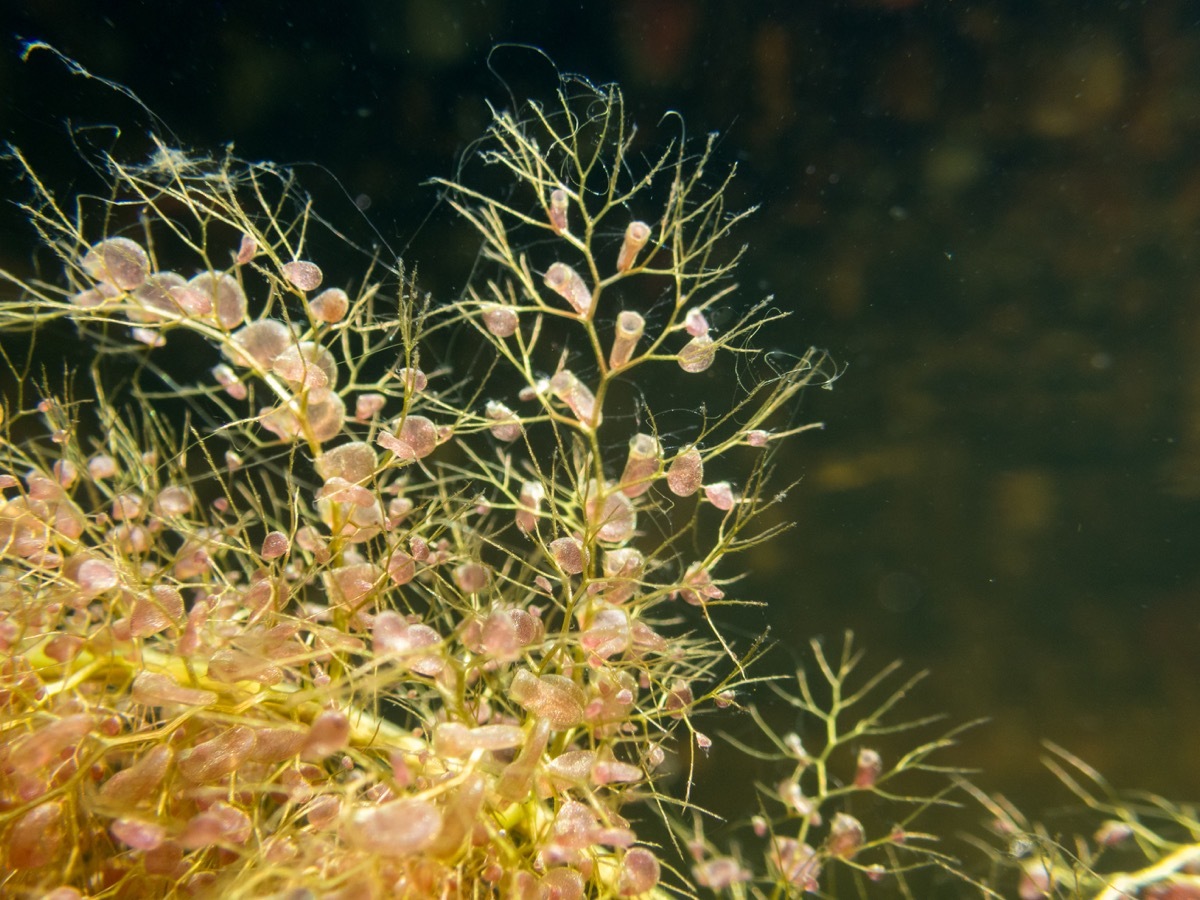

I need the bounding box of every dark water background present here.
[3,0,1198,865]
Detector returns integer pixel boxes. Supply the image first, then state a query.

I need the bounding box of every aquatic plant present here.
[965,744,1200,900]
[0,68,1014,898]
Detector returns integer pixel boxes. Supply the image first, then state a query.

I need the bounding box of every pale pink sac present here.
[387,495,414,526]
[548,187,570,234]
[379,414,438,461]
[609,310,645,369]
[602,548,645,604]
[130,326,166,348]
[343,797,442,856]
[355,392,386,421]
[1019,860,1056,900]
[545,749,595,787]
[272,341,337,392]
[81,237,149,291]
[434,722,525,758]
[480,607,541,662]
[188,271,247,329]
[680,562,724,606]
[779,780,821,823]
[646,743,666,770]
[207,647,283,685]
[704,481,736,511]
[549,799,601,851]
[111,817,167,851]
[228,318,292,368]
[131,671,217,708]
[666,446,703,497]
[72,283,117,308]
[616,221,652,273]
[541,867,585,900]
[454,562,491,593]
[828,812,865,859]
[695,857,752,890]
[87,454,117,480]
[111,492,144,522]
[327,562,382,608]
[591,754,642,786]
[497,718,551,802]
[549,536,588,575]
[98,754,163,819]
[317,484,382,541]
[247,726,307,763]
[261,530,290,559]
[235,233,257,265]
[177,725,256,783]
[143,270,209,317]
[13,714,94,774]
[854,747,883,788]
[309,287,349,323]
[372,613,444,676]
[281,260,323,292]
[427,772,487,859]
[8,800,64,868]
[510,670,586,730]
[665,680,694,718]
[295,526,328,557]
[180,801,252,849]
[771,837,821,891]
[684,307,710,337]
[619,433,660,498]
[485,400,522,441]
[319,475,373,508]
[305,393,347,443]
[580,608,630,661]
[784,733,809,762]
[1094,820,1135,848]
[303,709,351,759]
[585,484,636,545]
[618,848,661,897]
[128,272,187,322]
[212,363,247,400]
[317,440,377,483]
[410,536,430,561]
[304,795,341,829]
[389,750,412,788]
[549,369,598,426]
[544,262,592,316]
[512,608,544,646]
[74,558,119,598]
[678,334,716,373]
[746,429,770,447]
[396,366,428,394]
[696,732,713,750]
[482,304,518,337]
[386,549,416,585]
[153,485,195,517]
[44,633,84,663]
[130,585,184,638]
[516,480,545,534]
[177,600,210,657]
[168,282,213,317]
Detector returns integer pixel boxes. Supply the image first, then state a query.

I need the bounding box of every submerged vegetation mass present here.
[0,67,1197,899]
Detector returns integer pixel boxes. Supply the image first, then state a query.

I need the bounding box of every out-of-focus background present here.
[3,0,1198,832]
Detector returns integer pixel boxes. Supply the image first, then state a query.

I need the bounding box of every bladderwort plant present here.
[0,66,994,898]
[962,743,1200,900]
